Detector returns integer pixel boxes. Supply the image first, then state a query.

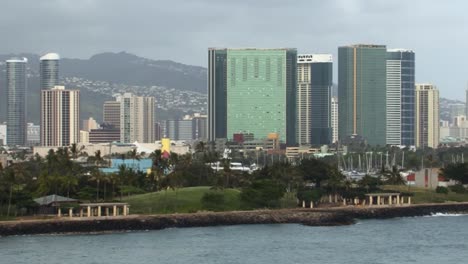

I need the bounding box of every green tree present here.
[298,158,333,188]
[383,166,406,185]
[240,179,285,209]
[440,163,468,184]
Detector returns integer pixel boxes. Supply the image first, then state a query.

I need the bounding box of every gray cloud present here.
[0,0,467,99]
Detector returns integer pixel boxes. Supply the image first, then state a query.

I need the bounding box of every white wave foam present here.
[425,212,466,217]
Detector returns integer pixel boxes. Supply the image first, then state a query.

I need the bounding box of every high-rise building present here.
[331,97,339,144]
[40,53,60,90]
[0,123,7,146]
[386,49,415,146]
[415,84,439,149]
[41,86,80,147]
[165,120,193,141]
[449,103,465,125]
[6,57,28,146]
[26,123,40,146]
[80,130,89,144]
[164,114,208,141]
[466,88,468,118]
[103,101,121,129]
[208,48,297,145]
[338,44,387,146]
[40,86,80,147]
[297,54,332,146]
[119,93,155,143]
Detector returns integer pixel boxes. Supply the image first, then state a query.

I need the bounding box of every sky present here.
[0,0,467,99]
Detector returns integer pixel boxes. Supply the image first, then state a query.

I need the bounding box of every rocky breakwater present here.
[1,203,468,236]
[0,210,351,236]
[343,202,468,219]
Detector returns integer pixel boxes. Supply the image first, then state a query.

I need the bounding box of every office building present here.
[26,123,40,146]
[386,49,415,146]
[297,54,332,146]
[119,93,155,143]
[103,101,121,129]
[0,123,6,145]
[166,120,193,141]
[6,57,28,146]
[466,88,468,118]
[331,97,339,144]
[449,104,465,125]
[40,86,80,147]
[40,53,60,90]
[155,122,162,141]
[208,48,297,145]
[338,44,387,146]
[80,130,89,144]
[89,127,120,144]
[164,114,208,141]
[415,84,439,148]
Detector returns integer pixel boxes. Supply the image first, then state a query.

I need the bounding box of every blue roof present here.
[100,158,152,174]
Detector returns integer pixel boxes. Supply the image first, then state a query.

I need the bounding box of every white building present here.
[0,123,6,145]
[296,54,333,146]
[26,123,40,146]
[386,49,415,146]
[119,93,155,143]
[40,86,80,147]
[331,97,338,144]
[415,84,439,148]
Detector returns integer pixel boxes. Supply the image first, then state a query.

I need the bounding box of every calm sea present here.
[1,214,468,264]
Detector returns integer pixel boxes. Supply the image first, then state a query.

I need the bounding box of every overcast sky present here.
[1,0,467,99]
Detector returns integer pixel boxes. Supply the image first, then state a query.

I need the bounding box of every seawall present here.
[1,203,468,236]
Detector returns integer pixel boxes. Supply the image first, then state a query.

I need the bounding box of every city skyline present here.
[0,1,466,100]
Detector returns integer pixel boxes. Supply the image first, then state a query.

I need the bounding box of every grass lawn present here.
[383,185,468,204]
[0,216,16,221]
[123,186,242,214]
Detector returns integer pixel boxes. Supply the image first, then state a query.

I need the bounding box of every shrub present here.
[435,186,449,194]
[449,184,466,194]
[201,191,225,211]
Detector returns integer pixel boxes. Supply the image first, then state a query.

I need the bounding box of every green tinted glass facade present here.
[338,45,387,146]
[208,49,227,141]
[223,49,296,145]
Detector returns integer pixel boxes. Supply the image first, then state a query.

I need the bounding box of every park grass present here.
[123,186,242,214]
[383,185,468,204]
[0,216,16,221]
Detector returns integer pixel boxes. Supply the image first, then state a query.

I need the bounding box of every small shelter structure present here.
[34,194,79,214]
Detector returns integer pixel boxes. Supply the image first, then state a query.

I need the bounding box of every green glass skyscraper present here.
[208,48,297,145]
[338,44,387,146]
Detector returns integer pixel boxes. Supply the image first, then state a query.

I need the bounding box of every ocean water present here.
[1,214,468,264]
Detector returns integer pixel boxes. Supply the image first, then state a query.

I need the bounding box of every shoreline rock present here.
[1,203,468,237]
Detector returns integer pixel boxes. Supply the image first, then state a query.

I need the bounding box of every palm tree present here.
[63,172,79,198]
[89,168,105,201]
[117,164,128,200]
[128,148,140,170]
[95,150,104,167]
[150,150,168,192]
[4,163,27,217]
[70,143,85,160]
[220,158,231,188]
[194,141,207,162]
[384,166,406,185]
